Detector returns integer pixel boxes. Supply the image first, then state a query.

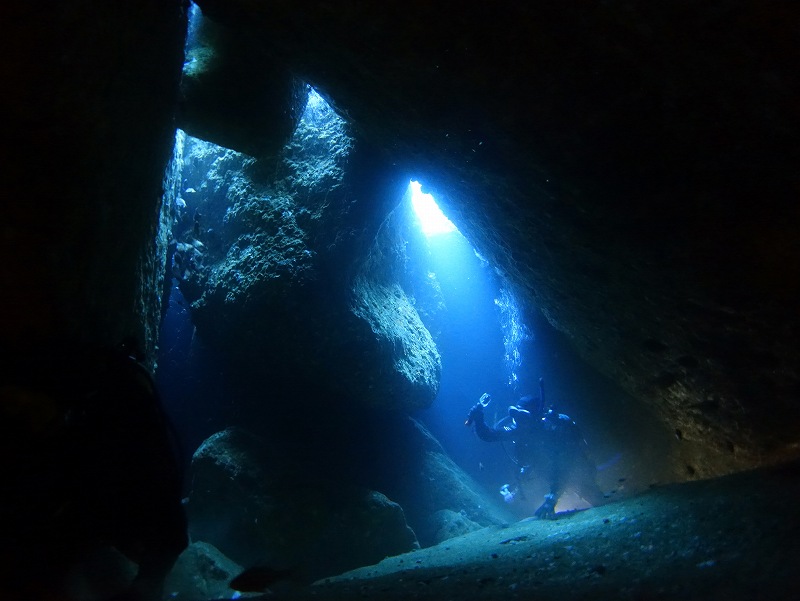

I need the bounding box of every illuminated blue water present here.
[414,229,527,488]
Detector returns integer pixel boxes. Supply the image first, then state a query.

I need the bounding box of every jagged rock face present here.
[350,276,441,411]
[4,1,797,499]
[186,421,514,574]
[350,204,443,411]
[191,0,800,475]
[173,94,441,411]
[178,8,308,158]
[173,105,354,373]
[429,510,484,546]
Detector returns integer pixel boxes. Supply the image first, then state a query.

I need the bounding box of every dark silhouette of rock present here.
[186,427,420,581]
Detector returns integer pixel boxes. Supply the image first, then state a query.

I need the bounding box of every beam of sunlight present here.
[494,288,531,391]
[409,181,457,236]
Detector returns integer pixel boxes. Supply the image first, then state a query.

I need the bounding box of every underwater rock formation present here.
[428,509,484,546]
[178,8,307,158]
[186,428,420,582]
[186,428,275,566]
[384,418,516,548]
[1,0,187,363]
[349,277,440,411]
[3,5,799,598]
[174,103,442,412]
[172,118,352,393]
[190,0,800,477]
[165,541,244,600]
[311,461,800,601]
[349,205,443,411]
[185,418,517,578]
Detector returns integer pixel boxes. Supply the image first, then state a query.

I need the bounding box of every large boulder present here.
[178,6,307,158]
[165,541,245,600]
[185,428,275,565]
[348,204,443,411]
[186,428,420,582]
[389,418,515,547]
[174,105,441,412]
[185,417,516,574]
[428,510,484,546]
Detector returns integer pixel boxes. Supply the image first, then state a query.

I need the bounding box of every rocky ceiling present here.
[185,0,799,476]
[2,0,797,485]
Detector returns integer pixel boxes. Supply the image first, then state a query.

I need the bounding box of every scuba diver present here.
[465,378,605,519]
[0,339,188,600]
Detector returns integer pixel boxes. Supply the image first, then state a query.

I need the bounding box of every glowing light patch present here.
[301,87,337,127]
[409,181,457,236]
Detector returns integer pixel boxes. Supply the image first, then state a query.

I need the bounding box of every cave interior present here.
[1,0,799,599]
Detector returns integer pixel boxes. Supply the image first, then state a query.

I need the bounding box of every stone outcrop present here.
[349,206,443,411]
[178,8,307,159]
[186,421,515,576]
[3,10,799,598]
[172,98,441,412]
[428,509,484,546]
[390,418,516,547]
[165,541,244,600]
[186,427,420,581]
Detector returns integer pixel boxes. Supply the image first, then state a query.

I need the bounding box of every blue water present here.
[156,280,232,464]
[414,230,526,490]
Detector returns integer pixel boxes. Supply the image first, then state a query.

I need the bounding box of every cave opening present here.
[154,8,679,588]
[401,179,532,503]
[409,180,457,237]
[2,1,797,598]
[152,62,679,591]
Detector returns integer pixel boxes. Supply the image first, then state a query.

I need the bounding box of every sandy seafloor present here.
[216,461,800,601]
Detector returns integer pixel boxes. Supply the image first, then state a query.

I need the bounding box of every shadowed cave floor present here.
[219,461,800,601]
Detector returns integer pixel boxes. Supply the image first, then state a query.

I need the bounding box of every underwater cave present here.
[2,1,799,600]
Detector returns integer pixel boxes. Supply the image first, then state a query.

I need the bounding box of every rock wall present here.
[186,427,420,581]
[172,91,442,412]
[3,0,797,505]
[349,206,442,411]
[1,1,188,363]
[186,423,513,579]
[191,0,800,475]
[178,7,307,158]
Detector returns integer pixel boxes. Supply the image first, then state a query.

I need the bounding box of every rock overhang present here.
[184,0,800,475]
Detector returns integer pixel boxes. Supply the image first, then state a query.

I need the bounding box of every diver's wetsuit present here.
[471,403,604,518]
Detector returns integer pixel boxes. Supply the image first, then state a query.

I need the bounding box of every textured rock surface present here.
[306,461,800,601]
[186,428,276,565]
[386,418,516,548]
[186,427,421,581]
[3,3,797,596]
[7,0,795,479]
[186,420,516,578]
[178,8,307,158]
[165,541,244,600]
[429,509,484,546]
[350,208,443,411]
[173,100,441,412]
[191,0,800,475]
[3,3,799,589]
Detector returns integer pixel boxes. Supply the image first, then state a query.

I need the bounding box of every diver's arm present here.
[473,414,503,441]
[470,407,514,442]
